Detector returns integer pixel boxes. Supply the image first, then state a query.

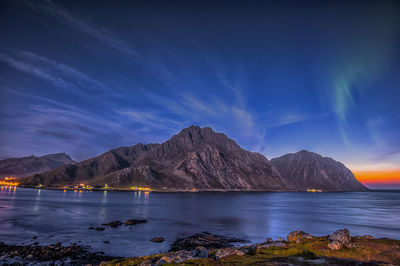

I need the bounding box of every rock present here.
[277,237,285,242]
[329,229,351,244]
[140,259,153,266]
[0,242,116,264]
[88,227,94,230]
[192,246,208,258]
[101,221,122,228]
[125,219,147,226]
[156,250,193,264]
[215,248,245,260]
[95,227,105,231]
[157,256,173,265]
[362,235,373,239]
[287,231,313,242]
[265,237,273,243]
[150,237,164,243]
[170,232,245,251]
[328,241,342,250]
[257,242,286,248]
[32,236,38,239]
[240,244,258,255]
[346,242,359,248]
[103,241,110,244]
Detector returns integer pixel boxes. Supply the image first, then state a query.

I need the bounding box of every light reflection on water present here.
[0,188,399,257]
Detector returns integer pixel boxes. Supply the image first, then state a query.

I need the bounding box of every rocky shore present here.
[0,242,116,265]
[1,229,399,265]
[104,229,400,265]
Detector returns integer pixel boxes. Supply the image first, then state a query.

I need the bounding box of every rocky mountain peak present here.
[271,150,368,191]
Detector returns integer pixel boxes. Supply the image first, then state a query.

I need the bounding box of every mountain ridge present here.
[20,126,367,191]
[270,150,368,191]
[0,153,76,178]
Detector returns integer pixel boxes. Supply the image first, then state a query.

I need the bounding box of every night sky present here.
[1,0,399,187]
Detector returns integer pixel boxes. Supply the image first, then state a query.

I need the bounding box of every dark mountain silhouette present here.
[21,127,367,192]
[270,150,368,191]
[22,126,286,190]
[0,153,75,178]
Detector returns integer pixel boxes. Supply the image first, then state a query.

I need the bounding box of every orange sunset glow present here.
[353,169,400,188]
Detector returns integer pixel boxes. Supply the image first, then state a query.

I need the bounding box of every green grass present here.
[102,237,400,265]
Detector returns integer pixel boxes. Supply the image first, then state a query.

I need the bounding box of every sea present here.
[0,187,399,257]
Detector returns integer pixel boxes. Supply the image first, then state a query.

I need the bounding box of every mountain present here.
[0,153,76,178]
[270,150,368,191]
[22,126,288,190]
[21,127,367,192]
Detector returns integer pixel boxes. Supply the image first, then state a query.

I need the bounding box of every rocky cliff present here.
[22,126,287,190]
[270,150,368,191]
[0,153,76,178]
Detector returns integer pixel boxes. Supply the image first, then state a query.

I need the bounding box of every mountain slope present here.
[23,126,287,190]
[0,153,76,178]
[22,143,160,187]
[270,150,368,191]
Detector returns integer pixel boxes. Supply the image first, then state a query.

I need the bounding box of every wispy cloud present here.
[25,0,139,58]
[117,89,269,153]
[0,99,155,160]
[0,50,109,95]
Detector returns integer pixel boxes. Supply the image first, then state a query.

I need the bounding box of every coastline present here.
[17,185,370,193]
[1,230,399,265]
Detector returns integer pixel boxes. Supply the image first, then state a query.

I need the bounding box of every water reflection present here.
[1,188,400,257]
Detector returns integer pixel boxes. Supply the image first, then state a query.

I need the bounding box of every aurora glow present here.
[0,0,399,188]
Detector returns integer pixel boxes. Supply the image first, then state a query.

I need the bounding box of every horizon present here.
[1,0,399,188]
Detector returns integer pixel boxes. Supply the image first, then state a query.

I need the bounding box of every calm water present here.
[0,188,400,257]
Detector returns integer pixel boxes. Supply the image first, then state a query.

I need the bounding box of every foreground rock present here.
[287,230,313,242]
[101,230,400,265]
[215,248,244,260]
[169,232,246,251]
[328,228,351,250]
[0,242,116,265]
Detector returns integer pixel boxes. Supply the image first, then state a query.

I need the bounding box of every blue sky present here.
[0,0,399,171]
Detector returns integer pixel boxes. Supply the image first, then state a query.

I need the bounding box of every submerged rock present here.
[150,237,164,243]
[287,231,313,242]
[95,227,105,231]
[125,219,148,226]
[102,221,123,228]
[169,232,245,251]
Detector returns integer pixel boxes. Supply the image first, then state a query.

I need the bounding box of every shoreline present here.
[16,185,371,193]
[1,230,399,265]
